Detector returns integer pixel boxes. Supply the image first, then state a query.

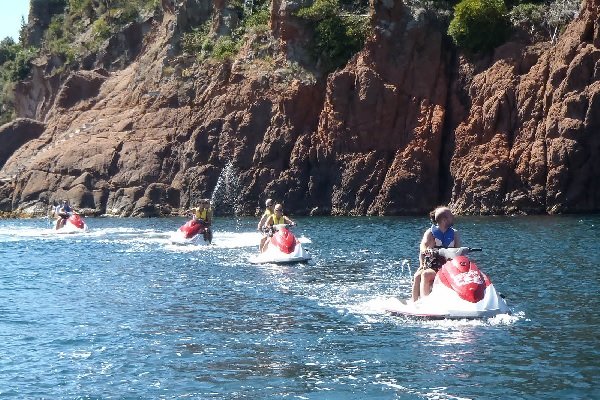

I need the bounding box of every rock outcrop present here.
[310,0,450,215]
[0,0,598,216]
[0,118,46,170]
[24,0,68,47]
[450,0,600,214]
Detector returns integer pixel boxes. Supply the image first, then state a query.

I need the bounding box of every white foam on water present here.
[211,231,262,249]
[312,272,524,328]
[297,235,312,244]
[488,311,524,325]
[166,230,261,251]
[0,225,56,238]
[85,227,150,237]
[348,296,405,315]
[347,297,524,327]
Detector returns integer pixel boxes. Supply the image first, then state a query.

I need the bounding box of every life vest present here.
[58,205,72,218]
[262,209,273,218]
[430,225,456,248]
[272,215,286,225]
[195,208,210,221]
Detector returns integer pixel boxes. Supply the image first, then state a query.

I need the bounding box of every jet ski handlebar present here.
[434,247,482,259]
[273,223,295,229]
[262,223,296,234]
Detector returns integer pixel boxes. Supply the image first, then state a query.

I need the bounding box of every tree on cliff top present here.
[296,0,369,72]
[448,0,510,52]
[509,0,581,43]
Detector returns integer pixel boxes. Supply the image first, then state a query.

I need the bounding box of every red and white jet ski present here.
[54,213,88,233]
[250,224,311,264]
[170,219,210,244]
[387,247,510,319]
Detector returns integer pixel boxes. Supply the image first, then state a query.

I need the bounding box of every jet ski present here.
[249,224,311,264]
[54,213,88,233]
[170,219,210,244]
[387,247,510,319]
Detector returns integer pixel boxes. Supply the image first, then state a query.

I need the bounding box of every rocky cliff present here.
[0,0,598,216]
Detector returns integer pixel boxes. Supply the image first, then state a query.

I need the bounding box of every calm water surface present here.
[0,215,598,399]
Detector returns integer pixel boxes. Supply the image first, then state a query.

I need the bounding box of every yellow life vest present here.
[272,215,285,225]
[263,209,273,218]
[195,208,209,221]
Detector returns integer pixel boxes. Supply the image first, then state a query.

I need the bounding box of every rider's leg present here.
[420,269,437,297]
[259,236,267,252]
[411,269,422,302]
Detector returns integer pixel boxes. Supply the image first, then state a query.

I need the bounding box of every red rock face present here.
[311,0,449,215]
[0,0,598,216]
[450,0,600,214]
[0,118,45,170]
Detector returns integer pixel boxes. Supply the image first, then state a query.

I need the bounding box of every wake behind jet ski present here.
[387,247,510,319]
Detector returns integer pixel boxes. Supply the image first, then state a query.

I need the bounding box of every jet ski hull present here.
[388,248,510,320]
[250,225,311,264]
[170,219,210,245]
[170,230,209,245]
[54,214,88,234]
[249,251,311,265]
[387,293,510,320]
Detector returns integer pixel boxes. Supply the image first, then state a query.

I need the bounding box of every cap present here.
[265,198,273,206]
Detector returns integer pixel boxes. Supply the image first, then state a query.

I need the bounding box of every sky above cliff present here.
[0,0,29,41]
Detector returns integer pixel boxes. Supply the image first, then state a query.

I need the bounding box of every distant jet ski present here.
[170,219,210,244]
[387,247,510,319]
[54,213,88,234]
[249,224,310,264]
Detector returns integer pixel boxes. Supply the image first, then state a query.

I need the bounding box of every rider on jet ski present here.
[411,206,461,301]
[55,199,73,229]
[257,198,275,252]
[261,203,296,252]
[188,199,213,243]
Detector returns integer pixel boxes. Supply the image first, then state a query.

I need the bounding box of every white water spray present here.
[210,161,242,216]
[400,259,412,277]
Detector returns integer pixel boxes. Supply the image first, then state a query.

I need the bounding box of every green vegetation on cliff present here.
[0,38,37,125]
[296,0,369,72]
[180,0,369,71]
[182,0,272,62]
[448,0,510,52]
[508,0,581,43]
[43,0,159,61]
[0,0,160,124]
[0,0,585,126]
[447,0,581,52]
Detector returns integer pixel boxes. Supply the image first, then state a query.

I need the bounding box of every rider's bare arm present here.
[453,231,461,247]
[257,214,267,230]
[284,217,295,225]
[419,230,435,268]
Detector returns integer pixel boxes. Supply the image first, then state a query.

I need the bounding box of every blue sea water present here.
[0,215,598,399]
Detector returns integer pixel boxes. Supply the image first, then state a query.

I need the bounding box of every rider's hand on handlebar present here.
[422,248,436,256]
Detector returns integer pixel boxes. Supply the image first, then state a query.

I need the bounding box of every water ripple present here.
[0,215,598,398]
